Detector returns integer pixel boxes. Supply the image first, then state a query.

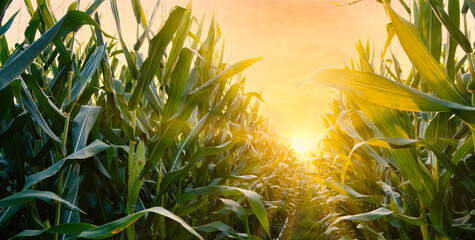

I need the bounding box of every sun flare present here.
[289,137,312,157]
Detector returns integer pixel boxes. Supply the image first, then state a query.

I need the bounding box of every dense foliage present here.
[0,0,307,239]
[313,0,475,239]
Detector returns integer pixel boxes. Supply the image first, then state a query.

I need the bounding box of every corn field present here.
[312,0,475,239]
[0,0,309,239]
[4,0,475,239]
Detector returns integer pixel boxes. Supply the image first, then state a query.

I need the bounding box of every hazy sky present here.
[5,0,407,151]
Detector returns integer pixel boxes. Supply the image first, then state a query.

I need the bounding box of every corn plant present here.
[0,0,306,239]
[312,0,475,239]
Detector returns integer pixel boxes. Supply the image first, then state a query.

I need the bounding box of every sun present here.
[289,137,313,157]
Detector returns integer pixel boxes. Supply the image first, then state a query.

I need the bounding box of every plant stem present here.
[127,110,137,240]
[420,199,429,240]
[54,109,70,240]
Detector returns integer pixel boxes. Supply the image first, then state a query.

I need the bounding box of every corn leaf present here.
[0,10,18,38]
[194,221,242,239]
[13,207,202,240]
[312,69,473,112]
[424,0,472,53]
[187,185,271,238]
[72,105,101,152]
[312,69,475,129]
[220,198,250,236]
[0,190,82,212]
[383,1,468,105]
[23,140,112,190]
[337,207,393,222]
[0,10,108,92]
[128,7,187,111]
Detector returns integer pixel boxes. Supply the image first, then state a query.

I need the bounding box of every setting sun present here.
[289,137,312,157]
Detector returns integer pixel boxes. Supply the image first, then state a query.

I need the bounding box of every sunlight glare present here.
[289,137,312,157]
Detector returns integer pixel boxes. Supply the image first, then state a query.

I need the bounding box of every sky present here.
[4,0,407,153]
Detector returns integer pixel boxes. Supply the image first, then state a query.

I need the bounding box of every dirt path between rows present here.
[278,193,328,240]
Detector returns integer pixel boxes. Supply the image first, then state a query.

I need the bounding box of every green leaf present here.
[451,136,473,164]
[22,74,65,127]
[378,181,403,213]
[65,45,107,110]
[72,105,101,152]
[337,207,393,222]
[160,140,240,196]
[0,10,18,38]
[131,0,145,24]
[365,137,475,194]
[311,69,473,112]
[13,207,202,240]
[220,198,250,236]
[356,223,385,240]
[76,207,202,239]
[0,112,27,148]
[23,140,112,190]
[0,190,83,213]
[52,10,112,42]
[383,1,468,105]
[465,0,475,19]
[171,85,240,170]
[395,214,429,226]
[311,69,475,130]
[162,48,193,121]
[424,112,448,145]
[383,24,396,59]
[0,205,22,227]
[0,0,12,22]
[162,9,192,86]
[424,0,472,53]
[61,163,81,225]
[194,221,242,240]
[429,186,453,237]
[189,57,262,95]
[85,0,105,15]
[314,178,379,204]
[110,0,138,78]
[445,0,460,80]
[18,79,61,143]
[186,185,270,238]
[0,10,108,92]
[13,222,96,238]
[128,6,188,111]
[127,141,146,214]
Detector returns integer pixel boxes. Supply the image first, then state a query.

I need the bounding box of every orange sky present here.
[5,0,407,151]
[183,0,402,150]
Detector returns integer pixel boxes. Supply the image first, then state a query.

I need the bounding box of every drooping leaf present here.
[194,221,242,240]
[0,10,18,39]
[337,207,393,222]
[13,207,202,240]
[383,1,468,105]
[220,198,250,236]
[186,185,270,237]
[0,10,109,92]
[23,140,112,190]
[72,105,101,152]
[312,69,475,129]
[18,79,61,143]
[0,190,83,213]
